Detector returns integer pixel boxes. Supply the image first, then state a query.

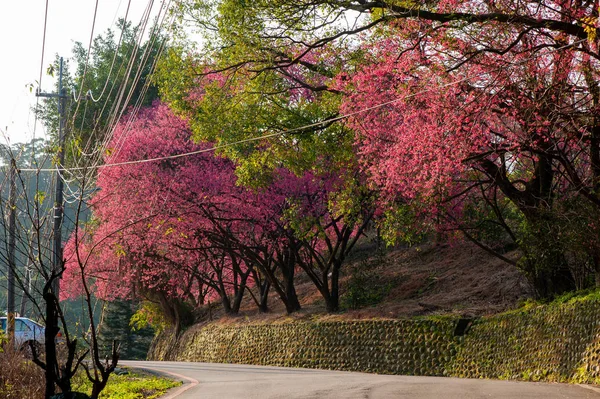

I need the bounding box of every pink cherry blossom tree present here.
[339,22,600,297]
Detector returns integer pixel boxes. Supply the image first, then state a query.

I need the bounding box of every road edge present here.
[577,384,600,395]
[125,365,199,399]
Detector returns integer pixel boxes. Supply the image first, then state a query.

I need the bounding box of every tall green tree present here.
[37,20,163,164]
[97,300,153,360]
[156,19,357,186]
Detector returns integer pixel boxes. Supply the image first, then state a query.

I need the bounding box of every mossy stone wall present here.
[149,297,600,383]
[149,320,457,375]
[450,298,600,383]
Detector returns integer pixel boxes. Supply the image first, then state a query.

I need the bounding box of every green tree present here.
[98,300,153,360]
[37,20,163,165]
[155,26,357,186]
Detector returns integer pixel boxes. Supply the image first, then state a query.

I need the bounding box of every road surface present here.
[120,360,600,399]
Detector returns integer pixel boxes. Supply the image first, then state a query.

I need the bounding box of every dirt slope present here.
[212,240,531,324]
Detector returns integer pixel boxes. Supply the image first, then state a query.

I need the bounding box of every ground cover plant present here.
[71,370,180,399]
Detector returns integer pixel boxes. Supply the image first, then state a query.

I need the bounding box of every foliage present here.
[342,261,393,310]
[155,20,356,187]
[129,302,169,334]
[98,301,154,360]
[48,0,600,367]
[335,19,600,296]
[542,288,600,305]
[61,100,374,318]
[377,204,426,247]
[36,20,162,164]
[164,0,600,301]
[71,370,180,399]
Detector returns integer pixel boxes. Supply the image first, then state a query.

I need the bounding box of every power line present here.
[68,0,173,191]
[75,0,163,158]
[87,0,133,103]
[38,0,50,90]
[72,0,100,104]
[99,0,172,169]
[52,0,169,189]
[82,0,173,189]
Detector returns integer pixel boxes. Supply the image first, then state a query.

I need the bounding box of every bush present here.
[0,344,45,399]
[0,328,5,351]
[342,261,392,310]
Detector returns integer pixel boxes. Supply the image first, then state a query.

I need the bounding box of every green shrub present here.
[0,328,6,352]
[130,302,168,333]
[342,261,393,310]
[71,370,180,399]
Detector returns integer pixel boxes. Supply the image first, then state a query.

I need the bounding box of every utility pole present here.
[36,57,67,297]
[7,158,17,345]
[36,56,67,398]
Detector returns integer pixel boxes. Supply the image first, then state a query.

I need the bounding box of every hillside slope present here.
[210,240,531,324]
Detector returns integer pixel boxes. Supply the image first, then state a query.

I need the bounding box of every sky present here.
[0,1,165,146]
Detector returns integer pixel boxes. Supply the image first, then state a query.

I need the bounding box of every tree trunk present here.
[283,268,301,313]
[528,263,574,299]
[258,279,270,313]
[284,292,302,314]
[256,252,301,314]
[328,262,341,313]
[231,286,245,314]
[44,290,59,398]
[221,295,233,314]
[519,213,575,299]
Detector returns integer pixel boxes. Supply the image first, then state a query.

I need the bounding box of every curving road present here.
[120,360,600,399]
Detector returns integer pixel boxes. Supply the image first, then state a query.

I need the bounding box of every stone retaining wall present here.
[149,296,600,383]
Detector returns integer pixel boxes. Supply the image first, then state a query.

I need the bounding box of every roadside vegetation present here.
[0,342,179,399]
[0,345,44,399]
[71,371,180,399]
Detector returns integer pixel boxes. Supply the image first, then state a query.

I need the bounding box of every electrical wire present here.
[58,0,167,187]
[101,0,171,169]
[69,1,169,192]
[76,0,159,159]
[87,0,133,103]
[38,0,50,92]
[69,0,173,187]
[72,0,100,104]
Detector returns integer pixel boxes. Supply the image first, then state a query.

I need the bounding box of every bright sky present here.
[0,1,165,146]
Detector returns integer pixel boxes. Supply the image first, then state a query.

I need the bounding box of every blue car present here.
[0,316,46,355]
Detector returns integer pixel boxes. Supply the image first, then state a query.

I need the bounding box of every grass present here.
[71,369,181,399]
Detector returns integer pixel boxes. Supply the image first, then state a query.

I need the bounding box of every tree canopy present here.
[47,0,600,337]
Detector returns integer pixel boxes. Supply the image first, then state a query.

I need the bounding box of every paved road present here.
[121,360,600,399]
